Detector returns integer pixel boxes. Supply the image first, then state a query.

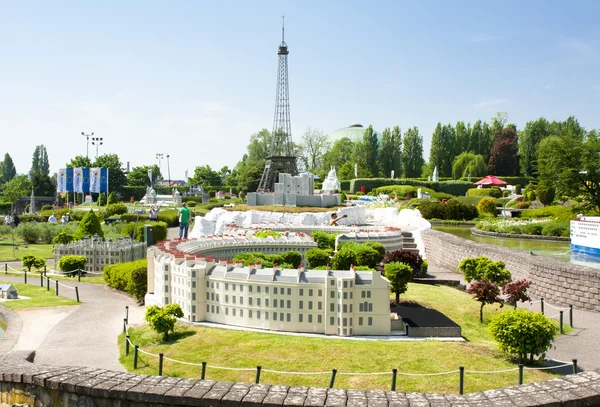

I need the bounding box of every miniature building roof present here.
[0,284,16,291]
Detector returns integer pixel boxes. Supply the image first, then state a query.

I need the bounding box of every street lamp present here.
[91,137,103,158]
[166,154,171,186]
[82,132,94,159]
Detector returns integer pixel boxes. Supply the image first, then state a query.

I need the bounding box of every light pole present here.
[156,153,164,184]
[82,132,94,159]
[166,154,171,186]
[91,137,103,158]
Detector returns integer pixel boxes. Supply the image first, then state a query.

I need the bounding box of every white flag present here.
[391,170,395,179]
[73,168,83,193]
[354,164,358,177]
[148,169,153,184]
[57,168,67,193]
[90,168,101,193]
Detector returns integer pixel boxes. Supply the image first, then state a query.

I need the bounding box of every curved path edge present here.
[0,305,23,358]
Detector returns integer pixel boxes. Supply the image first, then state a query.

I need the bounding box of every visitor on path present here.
[148,205,160,221]
[329,213,347,226]
[4,214,12,226]
[48,213,57,223]
[12,213,20,228]
[178,202,190,239]
[61,215,67,225]
[65,213,73,222]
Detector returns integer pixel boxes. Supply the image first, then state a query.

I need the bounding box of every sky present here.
[1,1,599,181]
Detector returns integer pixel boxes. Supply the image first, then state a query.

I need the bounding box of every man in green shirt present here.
[178,202,191,239]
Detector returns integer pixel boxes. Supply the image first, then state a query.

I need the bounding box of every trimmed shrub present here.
[22,255,46,271]
[16,222,41,243]
[521,223,543,235]
[186,201,197,207]
[520,206,575,223]
[349,178,473,196]
[53,230,75,245]
[477,198,500,215]
[416,199,477,221]
[312,230,338,250]
[74,210,104,240]
[363,241,385,259]
[104,259,148,302]
[97,192,107,206]
[331,247,357,270]
[306,248,331,268]
[41,204,53,211]
[458,256,511,285]
[515,202,530,209]
[541,222,568,237]
[383,250,424,278]
[522,184,536,202]
[280,251,302,268]
[488,309,557,362]
[38,223,60,244]
[340,192,347,202]
[18,214,47,223]
[58,255,87,274]
[107,192,119,204]
[535,180,556,206]
[145,304,183,341]
[121,221,168,242]
[104,203,128,217]
[385,262,413,303]
[467,188,502,198]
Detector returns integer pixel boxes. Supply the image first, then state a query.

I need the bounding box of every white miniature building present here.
[247,173,340,207]
[0,284,18,299]
[146,250,392,336]
[322,167,341,193]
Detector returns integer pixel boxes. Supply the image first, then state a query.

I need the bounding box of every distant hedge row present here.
[349,178,474,196]
[104,259,147,302]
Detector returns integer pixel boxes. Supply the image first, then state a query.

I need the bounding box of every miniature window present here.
[216,306,220,314]
[280,312,284,321]
[206,292,209,300]
[343,292,348,300]
[216,294,219,301]
[257,286,261,293]
[249,285,253,293]
[330,316,334,325]
[240,297,244,305]
[257,310,261,319]
[330,280,335,286]
[287,288,291,295]
[349,281,353,288]
[274,287,278,295]
[299,301,303,309]
[280,299,284,308]
[350,304,353,312]
[343,318,347,326]
[233,308,236,316]
[287,313,291,322]
[308,301,313,310]
[287,300,291,308]
[368,317,373,326]
[343,304,347,313]
[274,300,278,308]
[225,283,229,290]
[361,291,365,298]
[265,287,269,294]
[367,291,371,298]
[257,298,261,306]
[232,284,236,292]
[240,309,243,317]
[308,314,313,323]
[309,289,313,296]
[225,295,229,303]
[192,293,196,301]
[318,301,322,310]
[249,297,253,306]
[359,303,364,312]
[206,281,209,287]
[265,312,269,320]
[273,312,277,321]
[330,291,335,299]
[206,304,209,312]
[265,299,269,307]
[249,310,253,318]
[343,281,348,288]
[240,285,243,292]
[318,315,322,324]
[369,303,373,312]
[359,317,363,325]
[299,288,304,296]
[225,308,229,315]
[318,289,323,296]
[299,314,303,322]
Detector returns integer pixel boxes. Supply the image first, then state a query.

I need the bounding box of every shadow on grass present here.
[164,329,196,344]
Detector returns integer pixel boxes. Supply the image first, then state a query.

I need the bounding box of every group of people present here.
[48,212,73,224]
[3,213,20,228]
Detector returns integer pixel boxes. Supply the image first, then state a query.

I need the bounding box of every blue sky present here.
[1,1,599,181]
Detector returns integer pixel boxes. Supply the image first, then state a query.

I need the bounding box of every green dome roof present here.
[327,124,382,144]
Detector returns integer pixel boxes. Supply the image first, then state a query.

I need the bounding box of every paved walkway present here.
[426,265,600,372]
[0,275,144,370]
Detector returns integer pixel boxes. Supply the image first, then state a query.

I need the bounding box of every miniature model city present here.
[145,206,431,337]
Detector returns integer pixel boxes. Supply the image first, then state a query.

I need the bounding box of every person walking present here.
[48,213,57,223]
[178,202,190,240]
[148,205,160,221]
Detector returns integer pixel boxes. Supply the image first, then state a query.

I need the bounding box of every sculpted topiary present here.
[74,210,104,240]
[477,197,500,216]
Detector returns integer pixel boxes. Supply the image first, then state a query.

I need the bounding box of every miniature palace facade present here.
[146,249,392,336]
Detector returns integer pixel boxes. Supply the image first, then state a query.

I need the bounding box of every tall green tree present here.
[245,129,272,166]
[402,126,424,178]
[0,153,17,184]
[298,127,329,172]
[191,165,222,188]
[29,145,54,196]
[93,154,127,197]
[429,123,455,177]
[454,121,469,159]
[380,126,402,178]
[0,174,31,204]
[518,118,550,178]
[128,165,162,187]
[321,137,355,179]
[428,123,444,177]
[66,155,93,169]
[362,125,380,177]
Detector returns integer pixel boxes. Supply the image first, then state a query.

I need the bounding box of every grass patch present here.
[119,284,558,393]
[0,241,55,262]
[0,280,80,310]
[227,204,343,213]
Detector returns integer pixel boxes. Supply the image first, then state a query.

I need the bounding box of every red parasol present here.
[474,175,508,186]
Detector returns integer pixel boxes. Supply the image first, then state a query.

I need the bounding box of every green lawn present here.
[0,280,80,310]
[0,240,55,261]
[119,283,559,394]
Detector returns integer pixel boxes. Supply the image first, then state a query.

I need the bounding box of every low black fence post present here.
[133,345,139,369]
[391,369,397,391]
[55,280,59,296]
[75,287,80,303]
[201,362,207,380]
[24,270,27,284]
[569,305,574,328]
[40,272,43,287]
[125,306,129,324]
[4,263,7,274]
[125,335,130,356]
[329,369,337,389]
[518,364,524,385]
[78,269,81,282]
[46,277,49,291]
[158,353,164,376]
[541,297,545,315]
[459,366,464,395]
[572,359,578,374]
[123,318,127,334]
[255,366,261,384]
[559,311,564,334]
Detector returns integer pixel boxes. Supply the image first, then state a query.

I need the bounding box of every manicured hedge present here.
[120,211,179,227]
[467,188,502,198]
[416,199,478,221]
[349,178,474,196]
[121,221,168,242]
[339,180,351,191]
[104,259,147,302]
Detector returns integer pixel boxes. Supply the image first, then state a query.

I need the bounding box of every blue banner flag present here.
[100,168,109,193]
[66,168,74,192]
[90,168,101,193]
[82,168,90,193]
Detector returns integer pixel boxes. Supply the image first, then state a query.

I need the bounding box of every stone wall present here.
[421,229,600,312]
[1,362,600,406]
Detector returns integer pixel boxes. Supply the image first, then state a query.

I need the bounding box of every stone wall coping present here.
[1,362,600,406]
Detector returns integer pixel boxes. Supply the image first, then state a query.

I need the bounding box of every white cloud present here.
[469,35,507,43]
[473,97,507,109]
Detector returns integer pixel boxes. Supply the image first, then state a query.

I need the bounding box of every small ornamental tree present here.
[53,230,75,245]
[488,309,557,363]
[467,279,504,323]
[383,250,424,278]
[107,192,119,205]
[311,230,338,250]
[22,255,46,272]
[503,279,532,308]
[97,192,106,206]
[477,198,500,216]
[58,255,87,275]
[306,248,331,268]
[459,256,511,285]
[385,262,413,304]
[145,303,184,341]
[74,210,104,240]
